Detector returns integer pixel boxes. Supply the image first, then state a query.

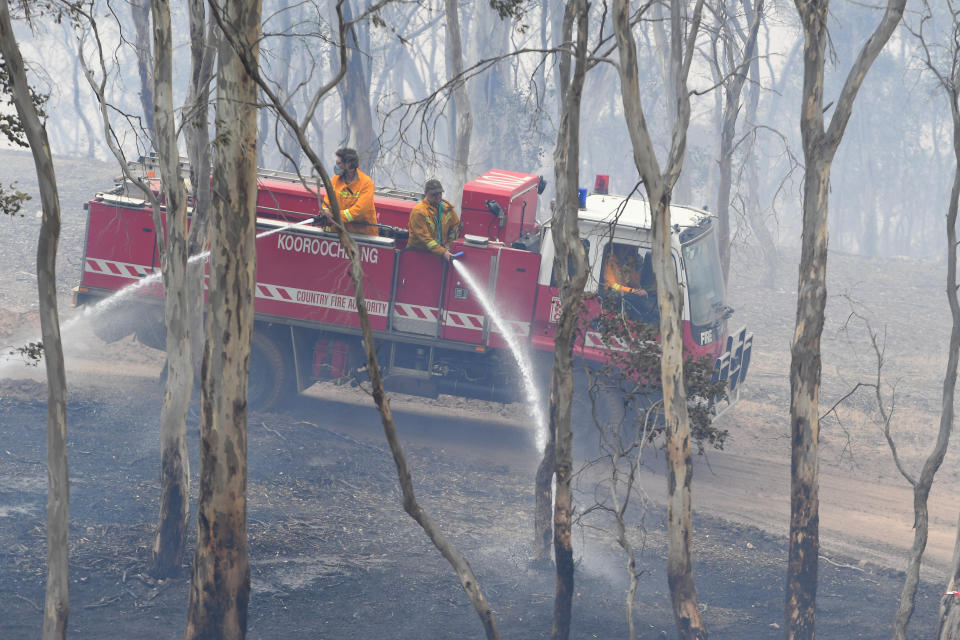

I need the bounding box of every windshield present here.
[681,226,725,326]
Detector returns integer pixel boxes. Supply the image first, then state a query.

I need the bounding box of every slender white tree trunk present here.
[613,1,708,636]
[0,3,69,637]
[150,0,192,579]
[444,0,472,196]
[548,7,589,638]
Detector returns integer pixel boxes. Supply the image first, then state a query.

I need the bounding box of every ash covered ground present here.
[0,150,955,638]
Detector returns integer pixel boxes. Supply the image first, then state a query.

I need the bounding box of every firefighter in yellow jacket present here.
[319,147,378,235]
[603,243,648,296]
[408,179,461,261]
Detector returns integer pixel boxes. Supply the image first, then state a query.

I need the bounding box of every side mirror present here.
[537,175,547,195]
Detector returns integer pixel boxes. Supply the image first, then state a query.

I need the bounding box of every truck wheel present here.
[248,331,291,411]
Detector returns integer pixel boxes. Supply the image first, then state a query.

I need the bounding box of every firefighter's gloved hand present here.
[447,251,464,262]
[313,213,331,226]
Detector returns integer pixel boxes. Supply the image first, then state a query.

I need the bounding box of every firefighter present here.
[408,179,461,261]
[317,147,379,235]
[603,243,648,297]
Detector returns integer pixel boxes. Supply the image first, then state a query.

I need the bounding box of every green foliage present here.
[0,56,47,147]
[587,295,729,454]
[0,182,30,216]
[9,341,43,366]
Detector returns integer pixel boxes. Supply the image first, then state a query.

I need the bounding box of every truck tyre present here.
[248,331,291,411]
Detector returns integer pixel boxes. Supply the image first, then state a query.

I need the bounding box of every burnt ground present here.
[0,149,956,638]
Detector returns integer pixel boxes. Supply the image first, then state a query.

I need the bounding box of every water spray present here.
[450,260,547,452]
[0,215,320,378]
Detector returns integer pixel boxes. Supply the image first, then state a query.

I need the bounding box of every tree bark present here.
[913,15,960,637]
[534,0,576,566]
[184,0,261,636]
[939,516,960,638]
[891,78,960,639]
[0,3,69,637]
[444,0,472,197]
[715,0,763,282]
[549,6,589,637]
[533,410,555,565]
[210,2,502,637]
[787,1,905,637]
[149,0,192,580]
[64,20,96,158]
[744,33,787,288]
[613,0,708,637]
[184,0,217,381]
[130,0,156,148]
[339,1,379,168]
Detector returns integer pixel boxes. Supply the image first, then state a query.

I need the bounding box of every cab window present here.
[601,242,654,292]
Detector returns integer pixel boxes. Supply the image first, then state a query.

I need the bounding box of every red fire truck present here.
[74,160,752,411]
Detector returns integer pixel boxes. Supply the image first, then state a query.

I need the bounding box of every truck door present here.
[486,246,540,350]
[392,250,446,336]
[81,196,161,296]
[440,244,497,346]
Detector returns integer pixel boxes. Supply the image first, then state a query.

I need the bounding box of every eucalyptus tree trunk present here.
[613,0,707,636]
[548,6,589,638]
[339,1,378,168]
[650,0,675,130]
[715,0,763,282]
[184,0,261,636]
[940,513,960,638]
[888,73,960,635]
[184,0,217,379]
[275,12,301,173]
[743,41,777,288]
[63,20,96,158]
[786,1,905,637]
[130,0,155,148]
[149,0,192,580]
[939,123,960,639]
[444,0,472,197]
[534,0,576,567]
[920,14,960,638]
[0,3,68,637]
[210,2,504,636]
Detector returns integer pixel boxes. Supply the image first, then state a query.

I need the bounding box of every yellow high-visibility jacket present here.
[604,252,644,294]
[408,198,460,257]
[324,170,378,235]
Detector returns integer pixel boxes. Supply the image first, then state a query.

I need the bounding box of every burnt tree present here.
[547,4,589,639]
[184,0,261,636]
[213,1,502,637]
[786,0,905,637]
[613,0,708,636]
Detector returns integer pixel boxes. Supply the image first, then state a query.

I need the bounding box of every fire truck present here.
[74,160,752,412]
